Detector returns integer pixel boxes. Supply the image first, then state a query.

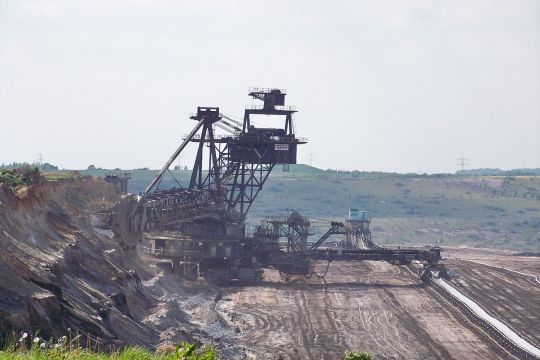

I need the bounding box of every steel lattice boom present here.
[107,87,444,286]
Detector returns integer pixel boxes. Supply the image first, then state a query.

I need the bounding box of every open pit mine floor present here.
[2,176,538,359]
[216,259,523,360]
[444,247,540,350]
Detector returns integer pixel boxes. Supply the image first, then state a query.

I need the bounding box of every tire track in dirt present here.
[218,261,506,359]
[381,288,453,359]
[448,260,540,347]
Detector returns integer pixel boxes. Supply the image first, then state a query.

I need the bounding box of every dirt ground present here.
[443,246,540,275]
[2,176,538,359]
[216,259,509,359]
[444,247,540,348]
[0,176,226,351]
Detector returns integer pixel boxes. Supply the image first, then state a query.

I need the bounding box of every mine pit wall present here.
[0,176,160,347]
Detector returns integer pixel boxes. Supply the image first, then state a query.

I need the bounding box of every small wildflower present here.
[33,337,41,343]
[22,332,28,339]
[40,342,47,349]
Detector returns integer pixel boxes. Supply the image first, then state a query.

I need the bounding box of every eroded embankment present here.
[0,176,150,345]
[0,176,225,351]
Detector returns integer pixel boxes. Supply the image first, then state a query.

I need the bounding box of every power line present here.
[456,154,469,171]
[36,151,44,167]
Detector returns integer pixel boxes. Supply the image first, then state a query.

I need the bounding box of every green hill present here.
[51,166,540,251]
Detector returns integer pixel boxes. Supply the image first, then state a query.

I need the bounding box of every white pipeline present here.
[432,277,540,358]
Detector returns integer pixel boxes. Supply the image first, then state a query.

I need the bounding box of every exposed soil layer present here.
[1,177,538,359]
[0,177,225,351]
[216,261,510,359]
[444,247,540,348]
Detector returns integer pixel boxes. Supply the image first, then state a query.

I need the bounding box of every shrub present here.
[0,167,38,189]
[343,351,371,360]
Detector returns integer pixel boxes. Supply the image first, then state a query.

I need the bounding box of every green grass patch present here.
[41,171,80,181]
[0,331,371,359]
[43,167,540,250]
[0,335,214,360]
[343,351,371,360]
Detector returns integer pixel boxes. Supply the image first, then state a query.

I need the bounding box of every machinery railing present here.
[144,247,201,257]
[248,87,287,94]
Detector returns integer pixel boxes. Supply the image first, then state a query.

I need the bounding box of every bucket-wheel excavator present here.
[107,88,443,285]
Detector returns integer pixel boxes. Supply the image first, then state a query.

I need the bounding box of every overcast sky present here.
[1,0,539,173]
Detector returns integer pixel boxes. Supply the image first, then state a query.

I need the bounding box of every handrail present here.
[245,104,297,111]
[248,87,287,94]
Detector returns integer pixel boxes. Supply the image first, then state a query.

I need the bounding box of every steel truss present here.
[138,89,305,229]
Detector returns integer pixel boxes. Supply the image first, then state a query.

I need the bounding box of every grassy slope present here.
[76,166,540,251]
[0,340,214,360]
[0,347,164,360]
